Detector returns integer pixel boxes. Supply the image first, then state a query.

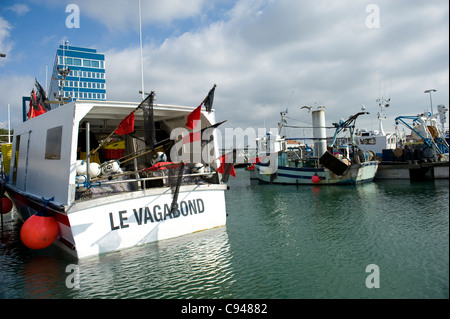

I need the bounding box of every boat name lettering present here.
[109,199,205,231]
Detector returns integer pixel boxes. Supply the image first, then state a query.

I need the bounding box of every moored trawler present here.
[355,100,449,180]
[253,109,379,185]
[2,89,230,258]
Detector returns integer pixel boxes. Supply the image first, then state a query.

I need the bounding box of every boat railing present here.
[88,171,217,187]
[75,170,219,200]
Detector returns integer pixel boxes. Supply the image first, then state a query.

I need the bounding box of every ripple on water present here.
[69,227,236,299]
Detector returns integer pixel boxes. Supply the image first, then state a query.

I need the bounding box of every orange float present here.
[20,200,59,249]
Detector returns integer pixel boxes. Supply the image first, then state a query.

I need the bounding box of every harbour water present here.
[0,168,448,299]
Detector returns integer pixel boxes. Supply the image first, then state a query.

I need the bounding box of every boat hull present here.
[5,184,227,258]
[254,161,378,185]
[375,161,449,180]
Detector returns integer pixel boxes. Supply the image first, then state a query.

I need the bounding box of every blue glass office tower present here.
[49,44,106,103]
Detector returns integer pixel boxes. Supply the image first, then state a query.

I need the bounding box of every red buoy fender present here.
[1,196,13,214]
[311,174,320,184]
[20,214,59,250]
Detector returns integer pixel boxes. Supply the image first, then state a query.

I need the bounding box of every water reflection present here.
[225,170,449,298]
[0,214,74,298]
[71,227,235,298]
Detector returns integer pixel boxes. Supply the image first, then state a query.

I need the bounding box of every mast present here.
[138,0,145,100]
[376,97,390,136]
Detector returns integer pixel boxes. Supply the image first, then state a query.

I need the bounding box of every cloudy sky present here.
[0,0,448,143]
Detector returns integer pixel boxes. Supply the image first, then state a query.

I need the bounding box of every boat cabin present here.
[8,99,222,208]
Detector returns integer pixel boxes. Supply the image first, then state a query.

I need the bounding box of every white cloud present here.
[0,16,13,60]
[74,0,208,32]
[0,75,35,128]
[100,0,448,137]
[5,4,30,16]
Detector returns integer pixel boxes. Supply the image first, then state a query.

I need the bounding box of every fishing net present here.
[167,162,185,214]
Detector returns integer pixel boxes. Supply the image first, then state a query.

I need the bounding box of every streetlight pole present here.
[424,89,437,115]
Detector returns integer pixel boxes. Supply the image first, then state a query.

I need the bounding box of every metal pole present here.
[424,89,437,115]
[138,0,145,100]
[429,94,433,115]
[7,104,11,143]
[45,64,48,93]
[1,158,4,237]
[85,122,91,183]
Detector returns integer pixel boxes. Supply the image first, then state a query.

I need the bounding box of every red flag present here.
[185,105,202,130]
[143,162,174,172]
[115,111,135,135]
[27,91,34,119]
[182,131,201,144]
[27,89,47,119]
[216,153,236,177]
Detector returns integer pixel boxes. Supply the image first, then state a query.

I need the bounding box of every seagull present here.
[301,106,312,113]
[317,105,326,109]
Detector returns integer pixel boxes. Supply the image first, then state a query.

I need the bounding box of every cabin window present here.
[45,126,63,160]
[360,138,376,145]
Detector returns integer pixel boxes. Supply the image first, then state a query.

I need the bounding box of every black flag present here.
[27,80,51,119]
[142,91,156,150]
[204,84,216,113]
[35,81,51,112]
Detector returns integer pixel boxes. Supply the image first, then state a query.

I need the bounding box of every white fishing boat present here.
[354,98,449,180]
[354,98,404,159]
[375,108,449,180]
[2,85,229,259]
[254,109,379,185]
